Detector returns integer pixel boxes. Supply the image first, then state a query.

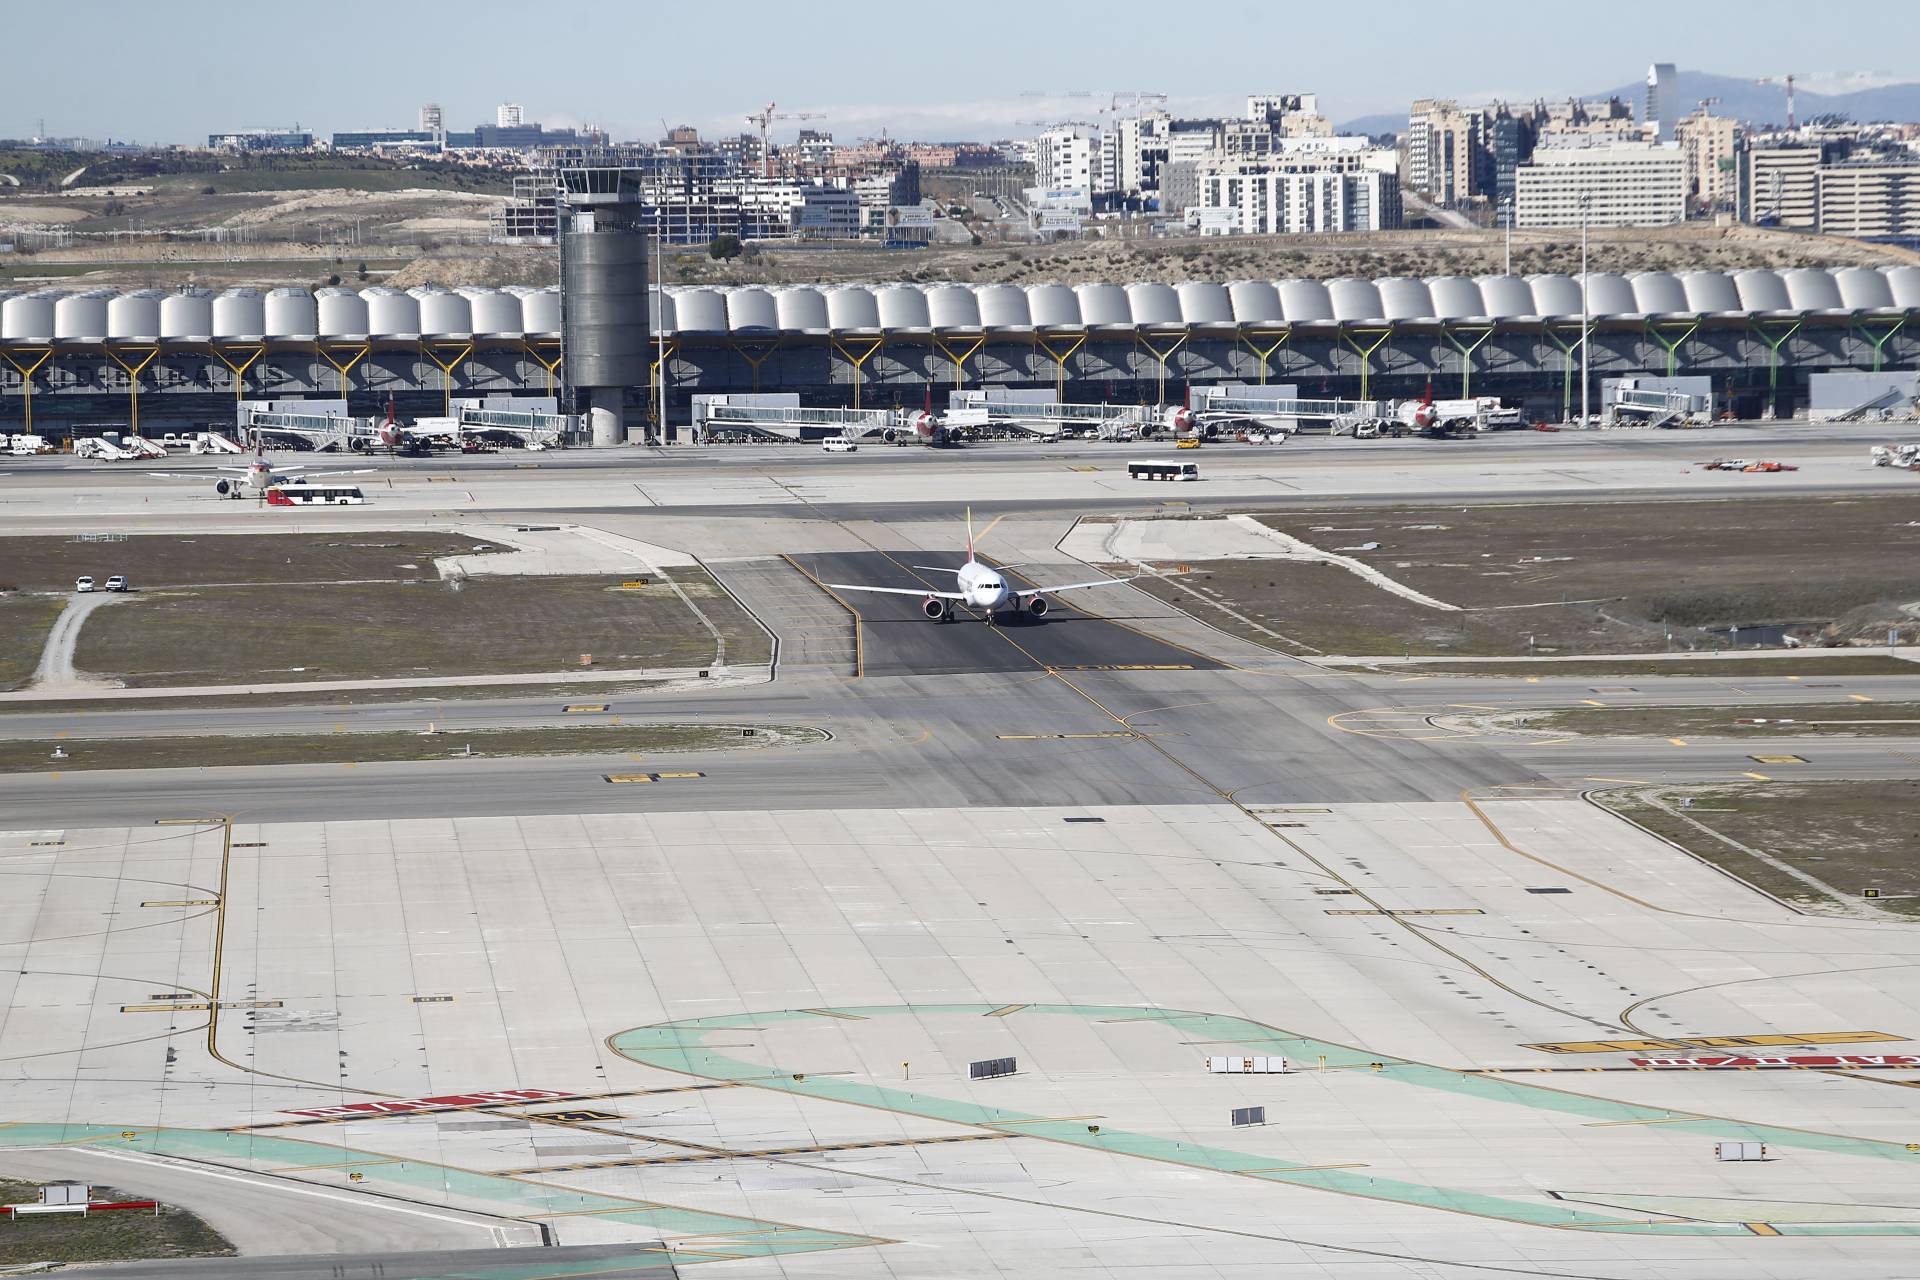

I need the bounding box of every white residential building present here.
[1514,143,1686,228]
[1034,126,1099,195]
[1198,166,1401,234]
[1740,146,1820,227]
[1645,63,1678,142]
[496,103,524,129]
[1675,109,1739,211]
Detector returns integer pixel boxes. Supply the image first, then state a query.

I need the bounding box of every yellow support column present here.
[648,337,679,431]
[520,339,563,397]
[730,336,782,393]
[933,334,986,390]
[419,341,473,419]
[209,343,265,408]
[1237,328,1291,386]
[104,345,159,436]
[1035,332,1086,401]
[1134,330,1189,407]
[1339,326,1394,403]
[0,346,53,436]
[316,342,371,406]
[829,336,884,410]
[1441,325,1494,399]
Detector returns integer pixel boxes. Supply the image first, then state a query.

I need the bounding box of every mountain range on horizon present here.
[1338,68,1920,138]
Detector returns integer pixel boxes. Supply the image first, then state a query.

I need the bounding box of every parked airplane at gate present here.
[824,510,1135,624]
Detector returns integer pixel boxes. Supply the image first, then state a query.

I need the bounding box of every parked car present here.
[74,576,95,593]
[105,575,129,592]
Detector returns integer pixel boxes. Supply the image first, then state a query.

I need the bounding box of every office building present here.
[1816,163,1920,238]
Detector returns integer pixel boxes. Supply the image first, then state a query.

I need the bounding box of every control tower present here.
[554,164,652,445]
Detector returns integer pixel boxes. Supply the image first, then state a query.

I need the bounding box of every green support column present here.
[1540,322,1583,423]
[1643,317,1701,377]
[1339,327,1394,402]
[1441,325,1493,400]
[1746,318,1802,419]
[1850,316,1906,372]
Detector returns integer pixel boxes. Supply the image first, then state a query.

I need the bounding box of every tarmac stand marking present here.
[141,899,219,908]
[1522,1032,1905,1054]
[608,1003,1920,1237]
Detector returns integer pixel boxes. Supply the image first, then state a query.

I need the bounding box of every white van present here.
[821,437,857,453]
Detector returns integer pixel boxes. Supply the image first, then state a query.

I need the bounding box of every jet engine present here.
[1027,595,1050,618]
[922,596,952,621]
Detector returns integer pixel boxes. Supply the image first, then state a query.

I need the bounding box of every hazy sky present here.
[7,0,1914,144]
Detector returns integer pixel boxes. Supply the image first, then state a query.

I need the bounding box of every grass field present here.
[0,1175,233,1265]
[0,596,64,691]
[1127,498,1920,658]
[74,571,769,688]
[1597,781,1920,918]
[1513,701,1920,737]
[1331,656,1920,678]
[7,722,818,773]
[0,532,493,592]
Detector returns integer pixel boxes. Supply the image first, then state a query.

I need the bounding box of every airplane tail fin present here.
[966,506,975,562]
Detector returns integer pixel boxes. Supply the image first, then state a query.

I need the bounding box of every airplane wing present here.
[298,469,376,479]
[823,583,966,600]
[1016,575,1135,595]
[149,468,249,477]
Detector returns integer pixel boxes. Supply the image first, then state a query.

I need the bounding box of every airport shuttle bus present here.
[266,484,366,506]
[1128,459,1200,481]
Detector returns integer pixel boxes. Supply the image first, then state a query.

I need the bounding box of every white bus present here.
[1128,459,1199,481]
[266,484,365,506]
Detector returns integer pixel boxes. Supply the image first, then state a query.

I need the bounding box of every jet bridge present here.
[238,399,357,452]
[947,391,1157,440]
[452,399,579,449]
[1189,386,1383,434]
[692,399,905,443]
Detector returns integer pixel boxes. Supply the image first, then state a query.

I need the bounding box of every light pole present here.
[654,215,668,444]
[1502,196,1513,275]
[1578,191,1591,426]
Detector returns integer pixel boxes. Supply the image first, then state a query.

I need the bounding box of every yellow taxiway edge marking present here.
[1448,704,1499,711]
[272,1157,406,1172]
[985,1004,1029,1018]
[1527,737,1576,747]
[564,704,610,713]
[1243,1162,1371,1173]
[1745,1223,1782,1236]
[1668,738,1689,747]
[1786,675,1801,681]
[154,818,221,826]
[987,1115,1103,1126]
[800,1008,867,1020]
[1851,694,1874,702]
[1584,776,1653,785]
[142,899,219,908]
[1525,676,1540,683]
[1745,771,1771,780]
[1581,699,1605,707]
[1582,1116,1697,1127]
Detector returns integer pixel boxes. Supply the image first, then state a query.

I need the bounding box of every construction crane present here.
[1022,89,1167,116]
[744,102,825,178]
[1016,120,1100,132]
[1755,74,1803,130]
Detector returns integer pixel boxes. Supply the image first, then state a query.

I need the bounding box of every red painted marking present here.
[282,1088,569,1119]
[1628,1055,1920,1069]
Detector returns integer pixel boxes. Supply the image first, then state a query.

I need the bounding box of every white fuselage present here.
[956,559,1011,612]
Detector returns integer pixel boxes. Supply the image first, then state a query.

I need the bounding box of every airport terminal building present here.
[3,267,1918,440]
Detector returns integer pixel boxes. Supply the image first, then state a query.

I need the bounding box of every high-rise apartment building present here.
[1675,108,1738,212]
[1514,143,1686,227]
[1645,63,1678,142]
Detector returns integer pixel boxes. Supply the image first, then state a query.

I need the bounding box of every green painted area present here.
[610,1003,1920,1237]
[0,1123,881,1264]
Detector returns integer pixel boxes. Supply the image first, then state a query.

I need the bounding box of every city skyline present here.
[7,0,1917,145]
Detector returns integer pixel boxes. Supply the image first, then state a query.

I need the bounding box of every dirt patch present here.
[7,722,818,774]
[1507,701,1920,738]
[74,571,768,688]
[0,532,497,593]
[0,595,66,691]
[1596,781,1920,918]
[0,1175,233,1265]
